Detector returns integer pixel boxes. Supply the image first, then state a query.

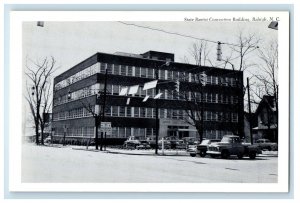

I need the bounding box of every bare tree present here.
[250,40,278,134]
[229,31,260,71]
[187,41,212,66]
[24,56,57,145]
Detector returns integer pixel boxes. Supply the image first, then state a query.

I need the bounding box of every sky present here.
[22,21,277,77]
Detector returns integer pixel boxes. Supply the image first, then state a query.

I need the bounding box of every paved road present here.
[22,144,278,183]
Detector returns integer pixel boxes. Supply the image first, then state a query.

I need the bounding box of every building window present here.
[166,109,171,119]
[133,128,139,138]
[107,84,113,95]
[159,69,165,80]
[167,70,172,80]
[114,64,120,75]
[159,109,165,118]
[232,113,238,122]
[119,127,125,138]
[120,65,126,76]
[119,106,125,117]
[140,128,145,139]
[218,94,223,104]
[141,67,146,78]
[140,107,146,118]
[179,72,186,81]
[172,109,178,119]
[125,127,131,138]
[173,71,179,81]
[147,68,154,78]
[112,106,119,117]
[105,106,112,116]
[107,64,113,74]
[112,85,119,95]
[134,107,140,117]
[127,66,133,76]
[146,108,153,118]
[146,128,153,137]
[178,109,183,119]
[126,107,131,117]
[135,67,140,77]
[112,127,118,138]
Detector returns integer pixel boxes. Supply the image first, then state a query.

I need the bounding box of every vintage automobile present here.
[136,140,151,150]
[206,135,261,159]
[175,140,187,150]
[189,139,221,157]
[254,139,278,151]
[158,139,171,149]
[123,136,141,149]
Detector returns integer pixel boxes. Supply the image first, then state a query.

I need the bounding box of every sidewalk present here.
[71,146,189,156]
[71,146,278,157]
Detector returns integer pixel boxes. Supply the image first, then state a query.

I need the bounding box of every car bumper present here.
[206,151,221,155]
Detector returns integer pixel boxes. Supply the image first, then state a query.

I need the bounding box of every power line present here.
[117,21,258,48]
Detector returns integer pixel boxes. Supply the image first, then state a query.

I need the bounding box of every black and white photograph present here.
[8,11,289,192]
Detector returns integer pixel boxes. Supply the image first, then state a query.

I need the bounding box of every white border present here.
[9,11,289,192]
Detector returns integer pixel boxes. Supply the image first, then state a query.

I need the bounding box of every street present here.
[22,144,278,183]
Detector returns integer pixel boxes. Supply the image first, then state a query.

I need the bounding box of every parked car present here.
[206,135,261,159]
[123,136,140,149]
[158,139,171,149]
[44,137,52,144]
[136,140,151,150]
[189,139,221,157]
[175,140,187,150]
[254,139,278,151]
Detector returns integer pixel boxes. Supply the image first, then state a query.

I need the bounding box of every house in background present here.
[252,95,278,143]
[243,111,257,143]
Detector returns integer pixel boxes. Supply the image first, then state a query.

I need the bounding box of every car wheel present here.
[237,152,243,159]
[221,150,229,159]
[249,151,256,159]
[190,153,196,157]
[199,150,206,157]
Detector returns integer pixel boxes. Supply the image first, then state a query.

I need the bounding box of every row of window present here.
[53,105,239,123]
[54,127,156,139]
[53,83,240,107]
[53,107,94,121]
[204,130,236,140]
[53,126,236,140]
[54,62,240,91]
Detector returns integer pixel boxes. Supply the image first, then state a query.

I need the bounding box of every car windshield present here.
[221,137,232,143]
[201,140,211,145]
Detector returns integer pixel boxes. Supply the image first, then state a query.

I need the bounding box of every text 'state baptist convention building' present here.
[52,51,244,145]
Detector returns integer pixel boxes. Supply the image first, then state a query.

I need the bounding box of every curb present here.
[106,150,189,156]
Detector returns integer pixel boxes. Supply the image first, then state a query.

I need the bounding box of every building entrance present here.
[167,126,189,139]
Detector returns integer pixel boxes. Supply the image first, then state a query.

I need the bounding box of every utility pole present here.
[247,77,253,144]
[101,68,108,151]
[155,68,159,155]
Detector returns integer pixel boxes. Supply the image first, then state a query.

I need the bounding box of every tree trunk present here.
[40,125,45,145]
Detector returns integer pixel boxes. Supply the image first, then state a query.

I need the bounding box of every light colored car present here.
[255,139,278,151]
[189,139,221,157]
[136,141,151,150]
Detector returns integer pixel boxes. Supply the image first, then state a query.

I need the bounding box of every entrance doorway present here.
[167,126,189,139]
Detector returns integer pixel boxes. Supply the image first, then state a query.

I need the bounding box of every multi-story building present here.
[52,51,244,145]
